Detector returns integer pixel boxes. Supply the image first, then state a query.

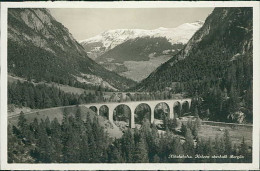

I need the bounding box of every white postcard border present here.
[1,1,259,170]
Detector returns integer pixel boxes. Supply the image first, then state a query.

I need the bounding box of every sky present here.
[49,8,214,41]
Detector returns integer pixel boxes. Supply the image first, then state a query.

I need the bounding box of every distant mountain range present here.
[8,8,136,91]
[80,21,204,59]
[80,21,204,81]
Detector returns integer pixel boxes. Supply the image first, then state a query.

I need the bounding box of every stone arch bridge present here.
[84,98,191,128]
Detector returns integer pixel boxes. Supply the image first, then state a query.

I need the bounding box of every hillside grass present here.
[8,105,123,139]
[198,124,252,147]
[180,116,252,147]
[8,75,94,95]
[8,75,137,96]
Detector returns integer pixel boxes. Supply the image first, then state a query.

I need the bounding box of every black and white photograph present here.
[1,1,259,170]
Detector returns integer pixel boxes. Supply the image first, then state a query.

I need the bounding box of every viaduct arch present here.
[84,99,191,129]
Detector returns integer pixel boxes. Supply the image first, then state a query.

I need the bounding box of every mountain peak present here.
[81,21,204,45]
[80,21,204,60]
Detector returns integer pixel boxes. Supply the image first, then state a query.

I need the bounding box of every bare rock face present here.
[9,9,86,56]
[20,9,49,31]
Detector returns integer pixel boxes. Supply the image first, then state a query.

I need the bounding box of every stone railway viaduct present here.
[84,98,191,128]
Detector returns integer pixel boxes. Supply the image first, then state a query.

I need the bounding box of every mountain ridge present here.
[80,21,204,60]
[8,8,136,91]
[135,7,252,91]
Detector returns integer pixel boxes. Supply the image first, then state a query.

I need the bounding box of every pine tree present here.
[63,127,81,163]
[172,137,184,162]
[75,106,81,118]
[75,106,85,133]
[35,120,55,163]
[195,138,204,154]
[239,136,249,162]
[45,116,51,135]
[50,118,62,162]
[229,85,240,114]
[223,129,232,155]
[91,116,105,162]
[121,129,135,162]
[133,134,149,163]
[194,107,199,117]
[192,125,199,139]
[87,130,97,162]
[85,112,93,136]
[183,128,194,157]
[239,137,247,155]
[180,123,187,136]
[8,124,18,163]
[108,142,122,163]
[30,118,39,139]
[18,111,27,135]
[147,123,159,161]
[8,124,34,163]
[80,132,89,162]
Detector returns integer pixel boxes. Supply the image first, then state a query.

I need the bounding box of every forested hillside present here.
[8,110,251,163]
[8,8,136,91]
[134,8,253,123]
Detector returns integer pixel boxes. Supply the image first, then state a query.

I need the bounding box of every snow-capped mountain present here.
[80,21,204,59]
